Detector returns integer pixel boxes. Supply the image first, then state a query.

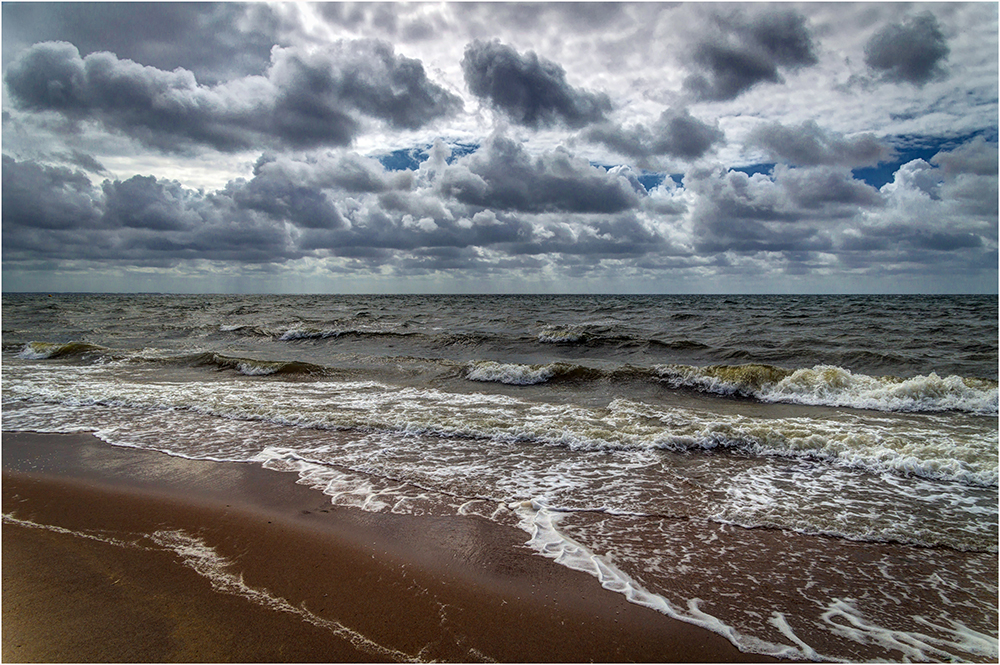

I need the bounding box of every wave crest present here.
[18,341,108,360]
[657,363,998,414]
[537,327,586,344]
[195,353,326,377]
[466,360,562,385]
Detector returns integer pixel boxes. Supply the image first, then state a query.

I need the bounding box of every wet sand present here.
[2,431,777,663]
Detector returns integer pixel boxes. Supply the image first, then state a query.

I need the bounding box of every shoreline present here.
[2,431,775,663]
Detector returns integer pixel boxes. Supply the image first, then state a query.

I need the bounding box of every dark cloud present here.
[249,151,411,195]
[747,121,895,168]
[1,142,670,272]
[102,175,202,231]
[844,224,986,257]
[303,203,534,259]
[931,139,999,219]
[911,231,983,251]
[1,3,282,85]
[775,165,884,211]
[2,131,994,287]
[437,134,640,213]
[60,150,110,175]
[4,40,462,152]
[688,167,794,225]
[584,108,724,163]
[461,39,612,128]
[268,41,463,137]
[685,167,801,253]
[684,8,818,101]
[1,3,994,291]
[232,179,343,231]
[864,12,950,86]
[2,155,103,231]
[2,155,302,264]
[931,136,998,177]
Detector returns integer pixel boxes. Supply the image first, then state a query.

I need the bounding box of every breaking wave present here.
[537,326,587,344]
[193,353,327,377]
[465,358,996,414]
[11,339,996,415]
[8,362,993,489]
[657,363,998,415]
[279,327,416,342]
[465,360,600,385]
[17,341,109,360]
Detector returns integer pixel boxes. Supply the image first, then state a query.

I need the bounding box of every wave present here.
[4,361,996,490]
[278,327,345,341]
[464,358,997,415]
[466,360,559,385]
[656,363,998,415]
[11,341,331,378]
[216,323,418,343]
[537,326,712,352]
[11,337,996,415]
[465,360,603,385]
[192,353,327,377]
[537,326,587,344]
[218,323,275,337]
[16,341,110,360]
[281,327,417,342]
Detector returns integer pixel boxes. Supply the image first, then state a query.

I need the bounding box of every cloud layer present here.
[4,131,995,290]
[1,2,996,293]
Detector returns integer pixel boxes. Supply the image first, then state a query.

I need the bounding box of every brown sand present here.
[2,431,777,662]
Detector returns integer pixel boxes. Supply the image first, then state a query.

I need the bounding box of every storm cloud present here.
[746,121,895,168]
[683,7,818,101]
[584,108,725,164]
[2,155,103,231]
[1,3,281,84]
[3,125,995,291]
[437,134,641,213]
[0,140,645,266]
[4,39,462,152]
[461,39,612,128]
[1,3,995,293]
[864,12,950,86]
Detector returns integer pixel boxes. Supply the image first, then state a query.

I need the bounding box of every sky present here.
[1,2,997,294]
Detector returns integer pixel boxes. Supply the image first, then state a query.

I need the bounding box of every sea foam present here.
[465,360,560,385]
[4,363,996,487]
[537,327,586,344]
[657,363,998,414]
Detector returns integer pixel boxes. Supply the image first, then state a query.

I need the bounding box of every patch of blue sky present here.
[728,132,997,189]
[377,141,480,171]
[853,131,997,188]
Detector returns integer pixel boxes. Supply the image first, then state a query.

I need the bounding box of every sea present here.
[2,293,997,662]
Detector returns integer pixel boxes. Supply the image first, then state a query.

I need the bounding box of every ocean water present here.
[2,293,997,661]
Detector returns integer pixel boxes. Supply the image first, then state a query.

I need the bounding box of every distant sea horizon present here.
[4,290,998,295]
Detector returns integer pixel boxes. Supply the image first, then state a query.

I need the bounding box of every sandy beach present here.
[2,431,775,662]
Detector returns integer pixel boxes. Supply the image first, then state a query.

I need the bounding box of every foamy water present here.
[2,293,996,662]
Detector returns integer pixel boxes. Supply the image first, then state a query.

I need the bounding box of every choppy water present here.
[2,293,997,661]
